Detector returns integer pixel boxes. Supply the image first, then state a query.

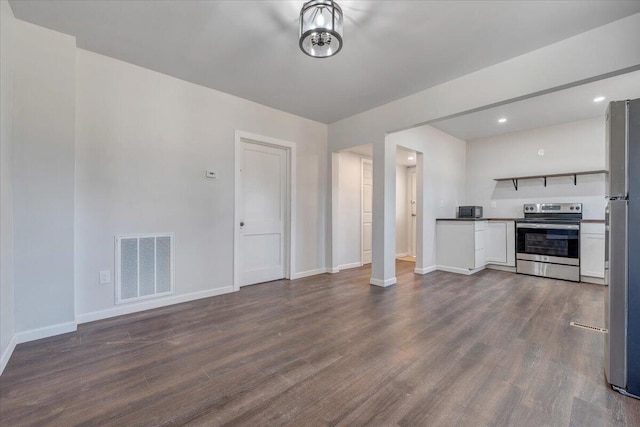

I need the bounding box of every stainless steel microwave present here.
[457,206,483,218]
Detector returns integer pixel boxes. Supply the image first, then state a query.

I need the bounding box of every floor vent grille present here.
[570,321,608,333]
[115,233,175,304]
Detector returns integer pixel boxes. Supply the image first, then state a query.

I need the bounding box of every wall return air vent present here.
[115,233,175,304]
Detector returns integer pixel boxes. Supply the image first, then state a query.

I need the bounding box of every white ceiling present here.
[344,144,373,158]
[9,1,640,123]
[430,70,640,141]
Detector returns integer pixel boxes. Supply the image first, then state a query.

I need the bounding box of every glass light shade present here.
[299,0,343,58]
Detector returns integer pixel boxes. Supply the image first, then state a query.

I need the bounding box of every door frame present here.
[407,166,416,257]
[361,158,373,265]
[233,131,296,291]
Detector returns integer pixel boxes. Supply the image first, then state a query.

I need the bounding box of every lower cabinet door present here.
[486,222,507,264]
[581,233,605,278]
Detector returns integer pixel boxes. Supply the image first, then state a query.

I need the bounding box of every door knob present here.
[240,221,245,227]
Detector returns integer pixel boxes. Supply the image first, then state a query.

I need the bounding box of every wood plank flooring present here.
[1,261,639,426]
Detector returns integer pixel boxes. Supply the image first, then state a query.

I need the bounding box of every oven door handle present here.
[516,223,579,230]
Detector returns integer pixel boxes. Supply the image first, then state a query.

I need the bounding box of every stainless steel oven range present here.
[516,203,582,282]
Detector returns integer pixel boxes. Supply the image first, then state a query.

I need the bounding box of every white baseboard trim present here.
[77,286,235,324]
[290,268,328,280]
[0,334,17,376]
[414,265,437,275]
[486,265,517,273]
[581,275,606,285]
[338,262,362,271]
[437,265,485,276]
[326,267,339,274]
[395,253,409,258]
[370,277,397,287]
[14,321,77,345]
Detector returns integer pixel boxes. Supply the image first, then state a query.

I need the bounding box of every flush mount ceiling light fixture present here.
[299,0,344,58]
[593,96,606,103]
[498,117,507,123]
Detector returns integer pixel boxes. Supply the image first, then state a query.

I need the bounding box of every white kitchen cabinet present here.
[486,221,516,267]
[581,222,605,283]
[436,220,486,274]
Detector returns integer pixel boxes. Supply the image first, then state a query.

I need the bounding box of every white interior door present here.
[238,141,287,286]
[409,168,417,256]
[362,159,373,264]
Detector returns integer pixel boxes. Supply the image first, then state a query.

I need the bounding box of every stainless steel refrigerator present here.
[605,98,640,399]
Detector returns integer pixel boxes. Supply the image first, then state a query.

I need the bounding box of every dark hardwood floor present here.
[1,261,639,426]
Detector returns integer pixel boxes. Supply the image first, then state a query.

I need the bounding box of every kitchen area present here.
[336,70,638,290]
[429,71,640,287]
[436,202,604,284]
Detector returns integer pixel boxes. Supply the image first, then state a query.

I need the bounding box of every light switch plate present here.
[491,201,497,208]
[205,170,216,179]
[99,270,111,284]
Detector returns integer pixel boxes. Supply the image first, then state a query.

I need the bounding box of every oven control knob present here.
[575,206,580,211]
[570,206,574,210]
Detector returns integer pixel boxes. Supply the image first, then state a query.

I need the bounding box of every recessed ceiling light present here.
[593,96,606,103]
[408,156,415,161]
[498,118,507,123]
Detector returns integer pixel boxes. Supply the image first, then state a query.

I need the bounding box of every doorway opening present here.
[332,143,421,277]
[332,144,373,271]
[396,145,417,264]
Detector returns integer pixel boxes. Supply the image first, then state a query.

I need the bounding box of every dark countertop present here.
[436,218,484,221]
[436,218,605,223]
[436,218,518,221]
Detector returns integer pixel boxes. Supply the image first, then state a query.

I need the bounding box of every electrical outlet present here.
[99,270,111,285]
[491,201,497,208]
[439,199,445,208]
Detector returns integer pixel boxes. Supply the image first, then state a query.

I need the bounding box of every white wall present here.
[395,165,409,256]
[0,0,16,373]
[74,49,327,319]
[388,126,467,269]
[466,117,606,219]
[12,20,76,333]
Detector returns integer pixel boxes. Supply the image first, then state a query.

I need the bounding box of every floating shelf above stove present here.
[494,170,607,191]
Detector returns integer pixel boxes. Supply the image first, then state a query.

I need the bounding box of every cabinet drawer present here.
[474,221,486,232]
[581,223,605,235]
